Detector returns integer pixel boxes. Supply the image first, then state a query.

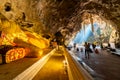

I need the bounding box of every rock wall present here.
[0,0,120,45]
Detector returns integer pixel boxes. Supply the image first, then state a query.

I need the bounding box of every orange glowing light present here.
[6,48,26,63]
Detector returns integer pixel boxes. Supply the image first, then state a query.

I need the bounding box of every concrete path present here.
[0,57,40,80]
[33,52,68,80]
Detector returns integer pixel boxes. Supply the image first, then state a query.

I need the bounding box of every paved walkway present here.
[75,49,120,80]
[33,50,68,80]
[2,47,120,80]
[0,57,40,80]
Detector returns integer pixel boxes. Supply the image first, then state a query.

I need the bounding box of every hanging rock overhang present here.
[0,0,120,45]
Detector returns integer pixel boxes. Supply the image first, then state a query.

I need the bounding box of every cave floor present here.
[77,49,120,80]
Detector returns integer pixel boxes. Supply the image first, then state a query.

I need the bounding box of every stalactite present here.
[105,21,107,30]
[82,22,85,35]
[90,14,94,32]
[105,21,109,36]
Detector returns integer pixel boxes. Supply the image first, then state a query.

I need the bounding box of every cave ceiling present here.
[0,0,120,43]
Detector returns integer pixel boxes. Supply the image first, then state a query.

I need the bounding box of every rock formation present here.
[0,0,120,45]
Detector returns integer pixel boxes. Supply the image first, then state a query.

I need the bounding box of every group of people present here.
[75,42,96,59]
[84,42,99,59]
[71,42,98,59]
[84,42,98,59]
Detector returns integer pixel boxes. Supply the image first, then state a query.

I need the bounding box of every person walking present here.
[84,42,90,59]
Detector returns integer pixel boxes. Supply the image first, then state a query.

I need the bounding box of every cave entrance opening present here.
[70,13,119,49]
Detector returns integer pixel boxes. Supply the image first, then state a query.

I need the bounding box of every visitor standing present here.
[84,42,90,59]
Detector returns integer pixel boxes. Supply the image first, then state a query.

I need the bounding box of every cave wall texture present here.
[0,0,120,44]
